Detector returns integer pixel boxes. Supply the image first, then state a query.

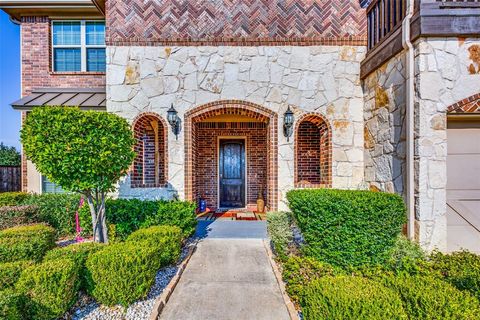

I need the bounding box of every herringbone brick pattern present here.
[106,0,367,45]
[447,93,480,114]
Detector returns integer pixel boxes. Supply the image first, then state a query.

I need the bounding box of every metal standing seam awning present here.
[11,88,106,111]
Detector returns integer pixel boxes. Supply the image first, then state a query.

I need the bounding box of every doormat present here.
[197,210,266,221]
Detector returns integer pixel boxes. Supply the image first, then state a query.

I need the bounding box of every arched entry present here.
[131,112,168,187]
[294,113,332,187]
[185,100,278,211]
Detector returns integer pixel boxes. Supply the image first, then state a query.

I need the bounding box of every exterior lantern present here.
[167,104,180,140]
[283,105,294,142]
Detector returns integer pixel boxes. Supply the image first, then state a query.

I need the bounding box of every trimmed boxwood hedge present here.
[0,260,33,290]
[0,224,56,263]
[382,274,480,319]
[300,276,407,320]
[86,242,160,306]
[286,189,406,268]
[16,258,80,320]
[0,289,23,320]
[126,225,182,265]
[43,242,104,291]
[282,256,339,303]
[86,227,182,306]
[429,251,480,301]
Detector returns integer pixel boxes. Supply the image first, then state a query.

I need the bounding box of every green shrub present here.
[16,258,79,320]
[79,198,159,239]
[22,194,81,237]
[386,235,427,274]
[300,276,407,320]
[126,226,182,265]
[141,200,197,237]
[429,251,480,301]
[80,199,197,240]
[86,242,161,306]
[0,289,23,320]
[266,211,293,258]
[286,189,406,268]
[0,224,56,263]
[282,256,338,303]
[0,260,34,290]
[43,242,104,291]
[0,205,39,230]
[0,193,82,237]
[383,274,480,319]
[0,192,30,207]
[351,237,429,279]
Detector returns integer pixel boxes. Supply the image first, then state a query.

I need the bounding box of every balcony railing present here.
[367,0,406,50]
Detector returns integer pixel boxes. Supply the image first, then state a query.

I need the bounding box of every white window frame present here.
[51,20,106,72]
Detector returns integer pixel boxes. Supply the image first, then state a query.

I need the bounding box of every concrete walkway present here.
[159,222,290,320]
[194,220,268,239]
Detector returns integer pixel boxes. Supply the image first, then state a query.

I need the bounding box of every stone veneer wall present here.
[107,46,366,208]
[414,37,480,251]
[363,37,480,251]
[363,52,407,195]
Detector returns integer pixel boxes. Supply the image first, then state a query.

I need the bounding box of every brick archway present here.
[185,100,278,211]
[131,112,168,188]
[294,112,332,188]
[447,93,480,114]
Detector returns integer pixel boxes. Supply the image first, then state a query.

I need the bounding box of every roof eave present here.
[0,0,103,19]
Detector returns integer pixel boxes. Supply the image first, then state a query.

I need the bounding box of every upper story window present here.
[52,21,106,72]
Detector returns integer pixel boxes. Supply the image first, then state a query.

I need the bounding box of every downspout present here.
[402,0,415,240]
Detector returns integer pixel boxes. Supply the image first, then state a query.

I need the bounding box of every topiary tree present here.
[20,107,135,243]
[0,143,21,166]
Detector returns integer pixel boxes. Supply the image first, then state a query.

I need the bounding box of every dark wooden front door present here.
[219,139,245,208]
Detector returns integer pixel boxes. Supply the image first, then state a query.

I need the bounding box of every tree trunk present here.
[86,191,109,243]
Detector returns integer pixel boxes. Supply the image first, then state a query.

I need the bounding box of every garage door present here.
[447,122,480,253]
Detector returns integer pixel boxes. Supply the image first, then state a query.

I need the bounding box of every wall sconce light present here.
[283,105,294,142]
[167,104,180,140]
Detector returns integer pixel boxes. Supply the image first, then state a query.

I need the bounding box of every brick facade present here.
[19,16,106,191]
[295,113,332,187]
[131,112,168,188]
[185,100,278,211]
[106,0,366,46]
[20,16,105,96]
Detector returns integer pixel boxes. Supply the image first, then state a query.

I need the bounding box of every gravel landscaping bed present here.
[63,240,195,320]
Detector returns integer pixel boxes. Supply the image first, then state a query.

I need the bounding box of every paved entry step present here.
[194,220,267,239]
[159,239,290,320]
[197,210,266,221]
